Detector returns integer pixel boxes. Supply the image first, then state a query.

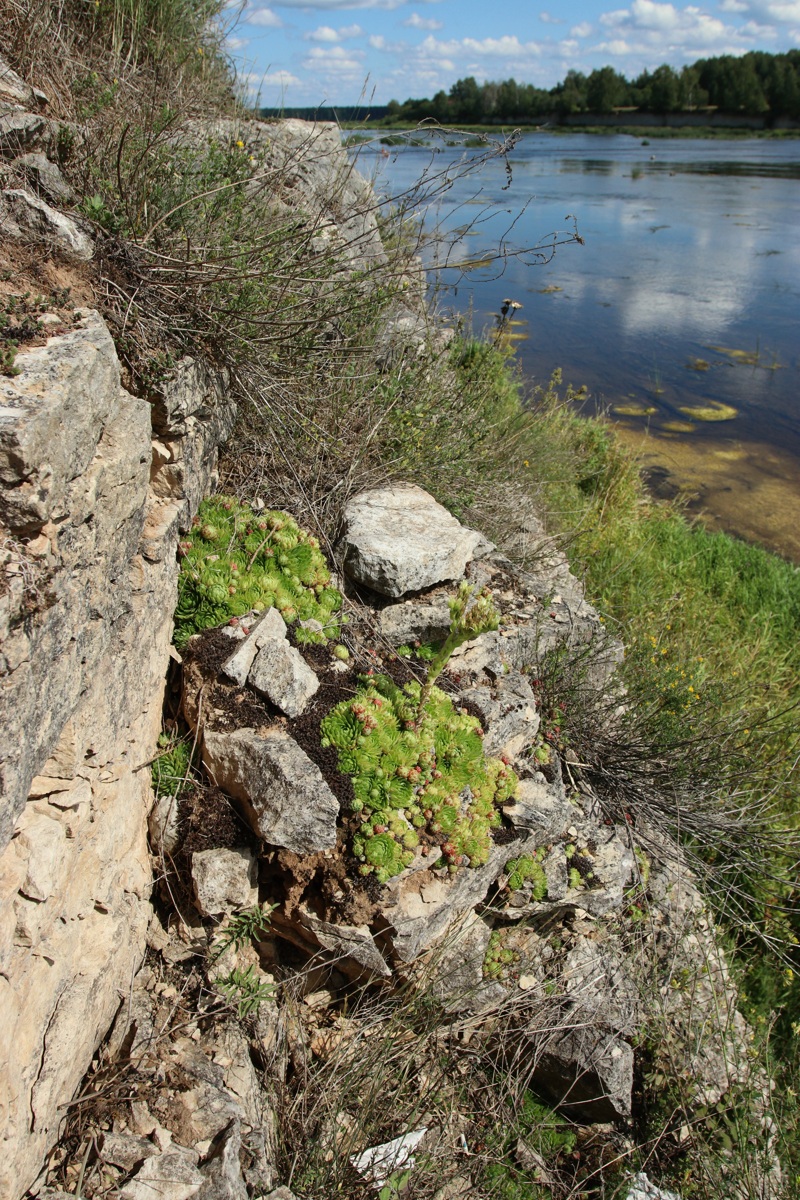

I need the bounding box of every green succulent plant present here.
[415,582,500,719]
[151,733,193,798]
[505,851,548,899]
[483,929,519,980]
[173,495,343,648]
[322,670,517,885]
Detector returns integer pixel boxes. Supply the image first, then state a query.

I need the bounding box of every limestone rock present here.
[0,774,151,1199]
[0,309,129,533]
[0,301,232,1197]
[503,774,573,843]
[249,637,319,718]
[222,606,319,717]
[99,1131,159,1172]
[147,356,231,440]
[573,829,635,918]
[150,792,183,856]
[340,483,483,598]
[625,1172,682,1200]
[221,607,287,686]
[378,594,452,645]
[120,1147,204,1200]
[13,152,75,204]
[423,913,494,1012]
[0,54,49,108]
[202,727,339,854]
[196,1122,249,1200]
[296,903,391,978]
[381,835,537,964]
[560,939,640,1037]
[0,188,92,260]
[461,672,539,759]
[15,808,68,902]
[191,847,258,917]
[533,1025,634,1122]
[0,111,49,155]
[375,306,454,370]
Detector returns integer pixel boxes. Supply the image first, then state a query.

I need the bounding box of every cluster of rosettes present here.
[173,495,342,648]
[320,674,518,885]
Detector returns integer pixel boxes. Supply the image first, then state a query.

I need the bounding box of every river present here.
[356,131,800,561]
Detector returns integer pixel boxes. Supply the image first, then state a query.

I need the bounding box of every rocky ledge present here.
[90,479,758,1200]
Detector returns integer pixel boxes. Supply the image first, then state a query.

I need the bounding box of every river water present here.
[357,132,800,560]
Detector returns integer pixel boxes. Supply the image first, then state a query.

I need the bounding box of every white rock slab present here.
[340,483,483,598]
[222,606,318,718]
[1,189,93,261]
[202,727,338,854]
[191,847,258,917]
[221,607,287,686]
[351,1128,428,1186]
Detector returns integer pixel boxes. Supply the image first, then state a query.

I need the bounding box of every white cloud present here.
[244,6,283,27]
[303,44,365,73]
[306,24,339,40]
[261,69,302,85]
[571,20,593,36]
[419,33,544,58]
[539,11,564,22]
[596,0,745,54]
[403,11,443,29]
[241,68,301,99]
[273,0,418,9]
[305,22,363,40]
[719,0,800,17]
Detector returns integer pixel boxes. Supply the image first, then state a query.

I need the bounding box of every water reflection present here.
[360,131,800,556]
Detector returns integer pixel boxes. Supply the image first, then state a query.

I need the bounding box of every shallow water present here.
[358,132,800,560]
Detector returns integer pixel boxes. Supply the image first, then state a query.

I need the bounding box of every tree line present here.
[385,51,800,124]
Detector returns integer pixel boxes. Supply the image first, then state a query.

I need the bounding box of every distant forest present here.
[384,51,800,124]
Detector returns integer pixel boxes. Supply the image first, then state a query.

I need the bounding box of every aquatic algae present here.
[662,420,697,433]
[678,402,737,422]
[613,402,657,417]
[686,358,710,371]
[537,284,563,294]
[713,445,747,461]
[709,345,782,370]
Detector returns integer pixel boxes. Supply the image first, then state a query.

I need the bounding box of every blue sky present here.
[226,0,800,107]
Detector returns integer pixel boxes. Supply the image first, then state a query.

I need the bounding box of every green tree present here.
[432,90,451,121]
[586,66,627,113]
[496,78,520,119]
[648,63,681,113]
[679,65,707,109]
[449,76,483,122]
[552,69,587,114]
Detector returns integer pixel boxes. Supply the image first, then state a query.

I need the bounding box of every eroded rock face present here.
[0,189,93,260]
[0,772,151,1198]
[340,483,485,597]
[0,308,234,1196]
[202,727,339,855]
[0,53,49,109]
[534,1026,635,1122]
